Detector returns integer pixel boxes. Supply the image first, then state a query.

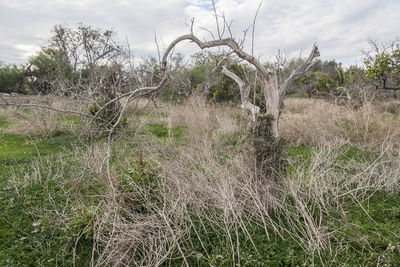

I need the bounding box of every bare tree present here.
[1,12,320,197]
[160,22,319,137]
[0,12,325,267]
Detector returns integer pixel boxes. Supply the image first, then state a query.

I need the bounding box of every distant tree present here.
[189,64,207,88]
[364,39,400,90]
[188,51,214,93]
[344,65,366,87]
[27,24,126,96]
[22,24,131,136]
[187,51,224,98]
[0,62,26,94]
[48,24,123,72]
[275,57,347,98]
[28,48,73,94]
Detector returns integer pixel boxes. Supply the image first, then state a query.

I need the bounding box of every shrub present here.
[0,62,25,94]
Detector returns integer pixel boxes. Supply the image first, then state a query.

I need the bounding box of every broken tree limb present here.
[221,66,260,120]
[278,45,320,101]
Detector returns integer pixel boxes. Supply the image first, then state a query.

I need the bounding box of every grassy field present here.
[1,97,400,266]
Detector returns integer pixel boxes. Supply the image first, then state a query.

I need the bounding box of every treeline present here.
[1,24,399,104]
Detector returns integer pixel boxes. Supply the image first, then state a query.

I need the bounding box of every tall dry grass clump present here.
[91,97,292,265]
[280,98,400,150]
[89,97,398,265]
[97,96,400,265]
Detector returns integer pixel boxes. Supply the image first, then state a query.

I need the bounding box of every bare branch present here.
[1,101,98,120]
[161,34,271,79]
[190,18,195,34]
[154,30,162,65]
[222,66,260,120]
[212,0,221,39]
[278,44,320,100]
[251,1,263,56]
[199,27,216,40]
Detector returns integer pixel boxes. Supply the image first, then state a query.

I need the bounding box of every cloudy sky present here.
[0,0,399,66]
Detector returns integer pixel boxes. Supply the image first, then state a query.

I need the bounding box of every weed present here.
[57,115,82,126]
[147,123,186,140]
[0,115,11,128]
[0,133,95,266]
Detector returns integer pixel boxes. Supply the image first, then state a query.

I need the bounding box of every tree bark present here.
[263,73,280,137]
[221,66,260,121]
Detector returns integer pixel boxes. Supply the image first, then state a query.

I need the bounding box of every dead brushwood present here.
[5,96,400,266]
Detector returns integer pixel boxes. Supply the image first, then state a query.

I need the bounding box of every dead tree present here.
[160,33,319,137]
[1,23,319,139]
[1,15,320,193]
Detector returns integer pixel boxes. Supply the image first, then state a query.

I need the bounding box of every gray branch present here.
[278,44,320,100]
[221,66,260,120]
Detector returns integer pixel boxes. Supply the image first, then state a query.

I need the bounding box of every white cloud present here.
[0,0,399,65]
[14,44,41,59]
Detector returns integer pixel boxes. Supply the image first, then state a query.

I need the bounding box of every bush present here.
[0,62,25,94]
[208,63,245,103]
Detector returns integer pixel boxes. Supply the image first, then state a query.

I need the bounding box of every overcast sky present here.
[0,0,399,66]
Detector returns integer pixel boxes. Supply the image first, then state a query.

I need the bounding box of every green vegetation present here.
[146,123,187,140]
[1,107,399,266]
[364,41,400,89]
[0,62,25,94]
[1,27,400,264]
[209,63,245,103]
[179,218,314,266]
[0,132,96,266]
[1,19,400,267]
[334,192,400,265]
[0,132,76,164]
[0,115,11,128]
[57,115,82,126]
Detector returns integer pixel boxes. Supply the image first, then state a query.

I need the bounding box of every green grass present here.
[57,115,82,126]
[0,132,95,266]
[0,115,11,128]
[0,121,11,128]
[175,193,400,266]
[179,218,315,266]
[286,143,400,265]
[287,144,313,176]
[287,144,377,173]
[318,191,400,266]
[0,132,76,165]
[147,123,187,140]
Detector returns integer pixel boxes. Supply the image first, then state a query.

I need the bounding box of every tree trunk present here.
[263,73,280,138]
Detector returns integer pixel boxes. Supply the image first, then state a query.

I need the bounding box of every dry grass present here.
[281,98,400,150]
[89,97,400,265]
[5,95,400,265]
[93,97,260,265]
[165,96,241,134]
[0,95,85,136]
